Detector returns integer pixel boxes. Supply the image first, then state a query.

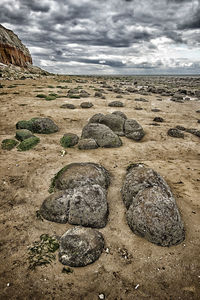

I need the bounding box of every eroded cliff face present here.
[0,24,32,67]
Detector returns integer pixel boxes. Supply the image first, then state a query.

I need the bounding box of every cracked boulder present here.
[124,119,145,141]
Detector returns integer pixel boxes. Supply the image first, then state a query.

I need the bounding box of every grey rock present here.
[40,191,71,223]
[60,103,76,109]
[89,113,104,124]
[78,138,99,150]
[186,128,200,137]
[59,227,104,267]
[16,117,59,134]
[80,102,94,108]
[153,117,164,123]
[68,184,108,228]
[126,185,185,246]
[52,162,110,190]
[90,113,125,136]
[108,101,124,107]
[168,128,184,138]
[112,111,127,120]
[81,123,122,148]
[121,163,172,209]
[124,119,145,141]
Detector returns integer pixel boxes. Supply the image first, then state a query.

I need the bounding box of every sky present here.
[1,0,200,75]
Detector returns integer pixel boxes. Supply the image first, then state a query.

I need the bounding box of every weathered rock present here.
[59,227,104,267]
[0,24,32,67]
[90,113,125,136]
[186,128,200,137]
[81,123,122,148]
[168,128,184,138]
[16,118,59,134]
[68,184,108,228]
[78,138,99,150]
[108,101,124,107]
[122,164,185,246]
[126,186,185,246]
[89,113,104,124]
[135,98,148,102]
[60,103,76,109]
[124,119,145,141]
[40,191,71,223]
[80,102,93,108]
[50,162,110,192]
[60,133,79,148]
[122,163,172,209]
[153,117,164,123]
[17,136,40,151]
[15,129,34,141]
[112,111,127,120]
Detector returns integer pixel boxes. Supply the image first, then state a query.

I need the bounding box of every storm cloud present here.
[1,0,200,74]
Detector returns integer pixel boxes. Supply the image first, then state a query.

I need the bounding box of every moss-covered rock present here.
[1,139,18,150]
[60,133,79,148]
[15,129,35,141]
[45,95,57,101]
[16,117,59,134]
[36,94,47,98]
[17,136,40,151]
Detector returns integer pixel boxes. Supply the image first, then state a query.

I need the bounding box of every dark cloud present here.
[1,0,200,74]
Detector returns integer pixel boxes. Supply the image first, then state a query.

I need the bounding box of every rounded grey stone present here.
[81,123,122,148]
[78,138,99,150]
[59,227,104,267]
[112,111,127,120]
[108,101,124,107]
[126,185,185,247]
[124,119,145,141]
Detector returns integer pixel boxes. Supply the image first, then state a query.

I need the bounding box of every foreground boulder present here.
[16,117,59,134]
[40,162,110,228]
[81,123,122,148]
[124,119,145,141]
[122,164,185,246]
[59,227,104,267]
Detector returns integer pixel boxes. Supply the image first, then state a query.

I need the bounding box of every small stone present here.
[153,117,164,123]
[80,102,94,108]
[99,294,105,299]
[167,128,184,138]
[108,101,124,107]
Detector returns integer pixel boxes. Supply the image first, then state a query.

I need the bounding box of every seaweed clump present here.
[28,234,59,270]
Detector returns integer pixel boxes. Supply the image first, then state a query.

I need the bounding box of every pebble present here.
[99,293,105,299]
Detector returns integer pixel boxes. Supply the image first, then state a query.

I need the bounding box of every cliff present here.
[0,24,32,67]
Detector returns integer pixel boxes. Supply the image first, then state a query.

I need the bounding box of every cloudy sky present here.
[1,0,200,75]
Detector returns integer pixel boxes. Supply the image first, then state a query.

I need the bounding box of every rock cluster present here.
[122,164,185,246]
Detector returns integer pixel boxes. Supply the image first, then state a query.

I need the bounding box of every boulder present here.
[50,162,110,192]
[124,119,145,141]
[90,113,125,136]
[16,117,59,134]
[126,186,185,246]
[80,102,93,108]
[81,123,122,148]
[15,129,35,141]
[78,138,99,150]
[89,113,104,124]
[60,103,76,109]
[68,184,108,228]
[60,133,79,148]
[122,164,185,246]
[108,101,124,107]
[112,111,127,120]
[59,227,104,267]
[168,128,184,138]
[122,163,172,209]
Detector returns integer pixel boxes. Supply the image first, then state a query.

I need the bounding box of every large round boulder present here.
[124,119,145,141]
[126,186,185,246]
[81,123,122,148]
[59,227,104,267]
[122,164,185,246]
